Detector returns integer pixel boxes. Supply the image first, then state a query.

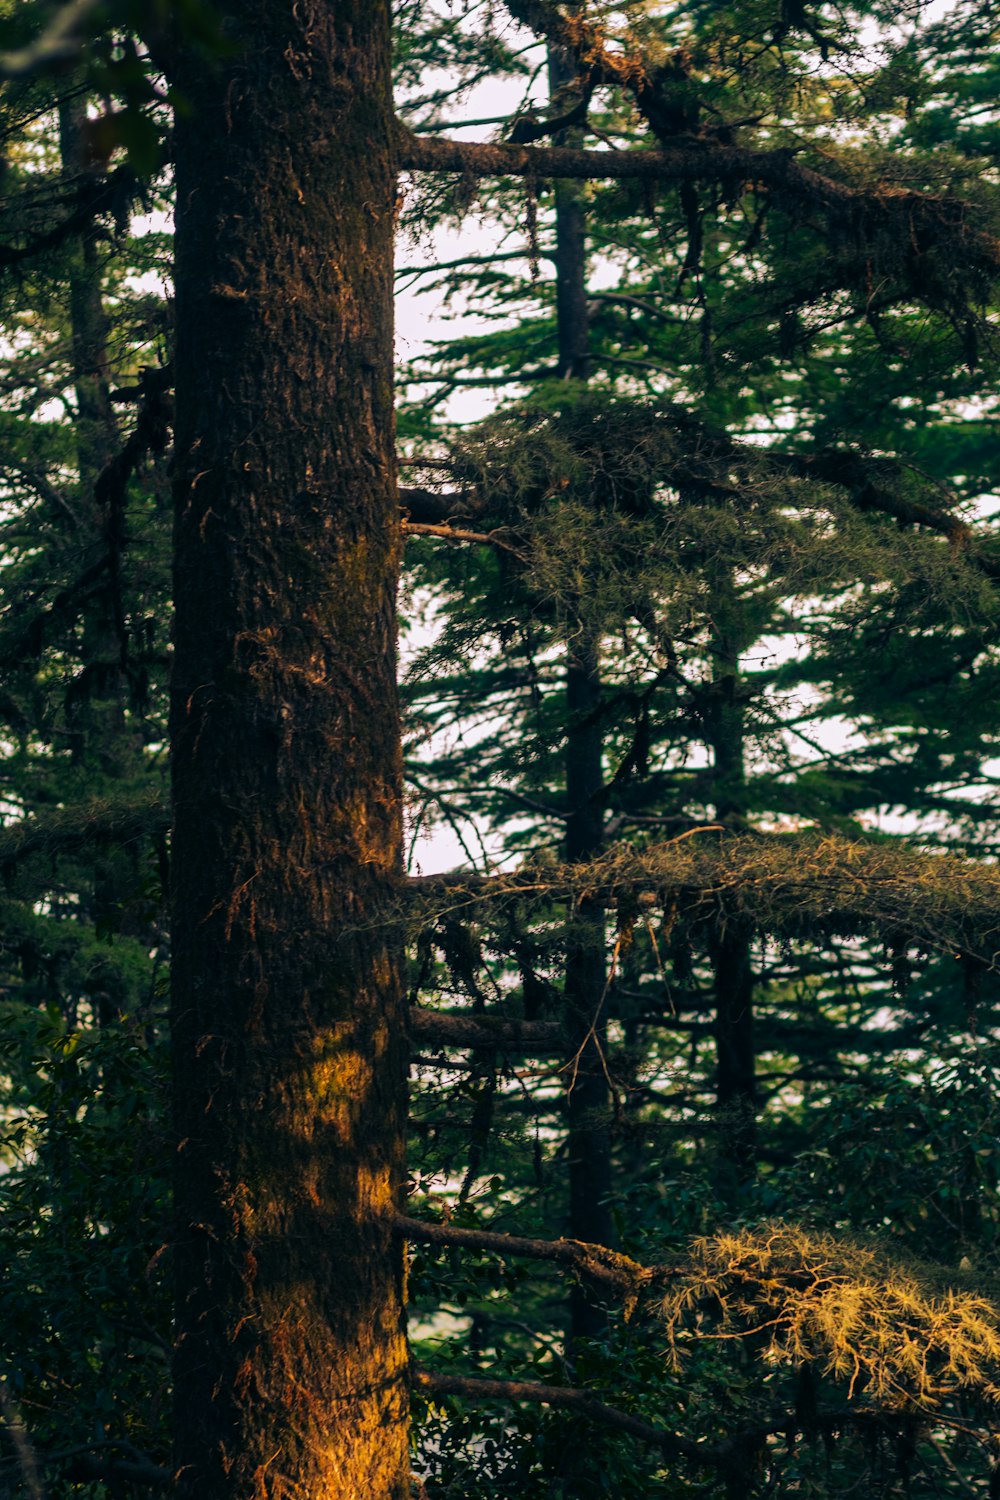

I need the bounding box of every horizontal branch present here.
[399,129,1000,288]
[409,1007,568,1052]
[413,1368,829,1469]
[415,1369,902,1473]
[399,129,778,184]
[395,1212,660,1296]
[403,521,522,556]
[0,789,168,874]
[414,1368,713,1461]
[407,831,1000,962]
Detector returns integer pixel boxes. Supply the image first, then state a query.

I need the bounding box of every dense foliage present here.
[0,1,999,1496]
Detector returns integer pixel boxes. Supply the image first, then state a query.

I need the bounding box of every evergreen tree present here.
[2,4,1000,1499]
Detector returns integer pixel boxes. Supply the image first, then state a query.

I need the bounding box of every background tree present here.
[397,3,1000,1495]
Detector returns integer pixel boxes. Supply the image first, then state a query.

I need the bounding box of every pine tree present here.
[3,4,1000,1498]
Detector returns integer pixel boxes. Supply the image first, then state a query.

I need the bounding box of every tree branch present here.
[407,831,1000,963]
[0,167,137,269]
[414,1368,746,1465]
[399,129,780,184]
[403,521,523,555]
[414,1369,905,1474]
[409,1007,569,1053]
[397,1214,659,1296]
[399,130,1000,285]
[0,789,168,873]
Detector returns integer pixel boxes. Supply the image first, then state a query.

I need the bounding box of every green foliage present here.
[1,2,1000,1497]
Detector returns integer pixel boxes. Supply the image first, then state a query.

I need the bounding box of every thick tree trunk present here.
[547,34,615,1356]
[170,7,409,1499]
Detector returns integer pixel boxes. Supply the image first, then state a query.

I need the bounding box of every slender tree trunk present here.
[170,7,409,1498]
[548,34,616,1354]
[58,94,118,486]
[549,45,589,385]
[564,638,615,1347]
[706,583,757,1188]
[58,92,141,972]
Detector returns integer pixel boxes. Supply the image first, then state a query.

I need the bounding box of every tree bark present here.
[170,6,408,1498]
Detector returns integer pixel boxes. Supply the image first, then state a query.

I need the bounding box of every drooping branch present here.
[415,1369,926,1475]
[1,364,173,671]
[0,167,139,270]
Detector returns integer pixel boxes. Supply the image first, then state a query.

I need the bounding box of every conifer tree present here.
[2,5,1000,1499]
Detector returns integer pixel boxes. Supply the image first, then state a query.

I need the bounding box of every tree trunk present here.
[170,6,409,1498]
[58,92,141,965]
[564,638,615,1348]
[549,39,589,384]
[705,582,757,1188]
[548,33,615,1355]
[58,93,118,485]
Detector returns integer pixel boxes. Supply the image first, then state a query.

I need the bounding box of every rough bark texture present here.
[170,6,408,1498]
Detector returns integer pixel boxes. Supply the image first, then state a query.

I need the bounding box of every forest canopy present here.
[0,2,999,1498]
